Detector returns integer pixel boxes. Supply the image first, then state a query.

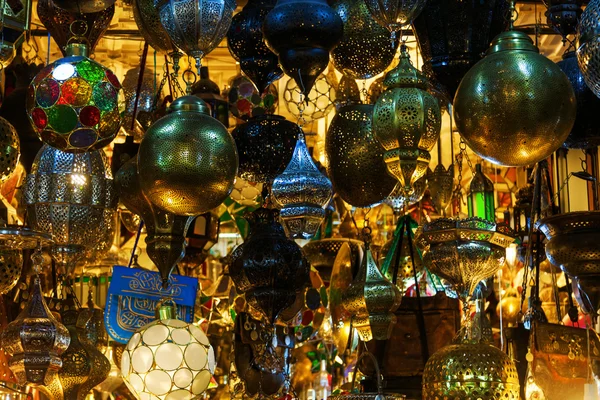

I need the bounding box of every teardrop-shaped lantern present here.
[227,0,283,93]
[115,158,194,287]
[272,135,333,240]
[373,46,442,192]
[263,0,343,97]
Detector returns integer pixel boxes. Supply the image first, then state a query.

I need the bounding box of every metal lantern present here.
[115,158,194,287]
[191,67,230,127]
[37,0,115,56]
[331,0,398,80]
[27,44,123,152]
[132,0,179,56]
[0,116,20,182]
[373,46,441,193]
[412,0,510,98]
[231,114,299,184]
[577,0,600,98]
[333,75,361,111]
[326,104,397,208]
[416,218,514,304]
[284,73,336,122]
[157,0,236,74]
[122,67,160,138]
[302,238,363,284]
[364,0,426,44]
[558,51,600,149]
[367,76,385,104]
[138,95,238,217]
[454,30,576,167]
[227,0,283,94]
[544,0,582,39]
[385,176,427,213]
[230,207,310,323]
[25,145,117,275]
[52,0,115,13]
[121,301,215,400]
[423,341,520,399]
[226,74,278,120]
[427,164,454,217]
[468,164,495,221]
[0,275,70,386]
[272,135,333,240]
[537,211,600,316]
[0,250,23,295]
[263,0,343,97]
[343,244,402,341]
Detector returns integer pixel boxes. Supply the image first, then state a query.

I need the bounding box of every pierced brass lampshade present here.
[0,116,20,182]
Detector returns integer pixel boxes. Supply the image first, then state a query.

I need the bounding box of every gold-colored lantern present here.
[427,164,454,217]
[373,45,441,193]
[343,241,402,341]
[0,116,20,182]
[121,301,216,399]
[0,250,23,295]
[454,29,576,167]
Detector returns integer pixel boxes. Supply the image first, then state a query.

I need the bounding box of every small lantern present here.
[191,66,229,127]
[467,164,495,221]
[121,301,215,400]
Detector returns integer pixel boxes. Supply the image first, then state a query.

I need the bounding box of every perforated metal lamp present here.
[121,301,216,400]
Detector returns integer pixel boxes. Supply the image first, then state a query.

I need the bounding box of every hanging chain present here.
[296,94,307,130]
[171,72,187,98]
[152,70,169,110]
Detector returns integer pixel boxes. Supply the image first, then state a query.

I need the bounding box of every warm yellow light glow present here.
[506,243,518,268]
[70,173,88,186]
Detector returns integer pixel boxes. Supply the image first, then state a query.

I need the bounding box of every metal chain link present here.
[171,73,186,99]
[296,95,307,130]
[152,71,169,110]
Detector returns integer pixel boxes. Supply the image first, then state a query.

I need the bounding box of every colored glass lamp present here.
[467,164,495,221]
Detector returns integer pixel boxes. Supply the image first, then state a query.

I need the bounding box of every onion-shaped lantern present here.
[138,95,238,216]
[232,114,299,184]
[52,0,115,13]
[227,0,283,94]
[230,207,310,323]
[364,0,426,45]
[331,0,398,80]
[373,46,441,193]
[455,29,576,167]
[326,104,396,208]
[132,0,179,57]
[263,0,343,97]
[412,0,510,99]
[37,0,115,56]
[115,158,194,287]
[121,301,216,400]
[577,0,600,98]
[158,0,236,74]
[343,242,401,341]
[557,51,600,149]
[25,145,117,275]
[0,116,20,182]
[27,44,123,152]
[272,135,333,240]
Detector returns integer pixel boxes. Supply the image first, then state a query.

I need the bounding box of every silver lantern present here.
[25,145,117,275]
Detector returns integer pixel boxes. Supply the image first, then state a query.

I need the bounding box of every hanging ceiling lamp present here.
[132,0,179,58]
[0,250,22,295]
[52,0,115,13]
[263,0,343,97]
[326,104,397,208]
[427,164,454,217]
[137,95,237,217]
[0,116,20,183]
[122,67,160,139]
[283,73,336,122]
[384,176,427,213]
[157,0,236,74]
[227,0,283,94]
[364,0,426,45]
[373,45,442,193]
[331,0,398,80]
[25,145,117,275]
[455,25,576,167]
[467,164,495,221]
[27,43,122,152]
[121,301,216,400]
[272,134,333,240]
[577,0,600,98]
[333,75,361,111]
[544,0,582,39]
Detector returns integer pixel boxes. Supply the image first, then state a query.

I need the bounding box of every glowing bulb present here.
[70,173,87,186]
[506,243,518,268]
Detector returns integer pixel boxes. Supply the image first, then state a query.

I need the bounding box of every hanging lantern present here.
[180,211,220,268]
[121,300,215,399]
[1,273,70,386]
[232,114,299,184]
[138,95,238,217]
[37,0,115,56]
[544,0,582,39]
[326,104,396,208]
[25,145,117,275]
[226,75,278,121]
[367,76,384,104]
[578,0,600,98]
[230,178,264,207]
[284,73,336,122]
[272,135,333,240]
[343,242,402,341]
[331,0,398,80]
[115,158,194,287]
[373,46,442,193]
[94,345,122,394]
[364,0,426,45]
[454,30,576,167]
[230,207,310,323]
[302,238,363,284]
[227,0,283,94]
[0,116,20,182]
[427,164,454,217]
[191,66,230,127]
[132,0,179,57]
[333,76,361,111]
[468,164,495,221]
[412,0,510,99]
[27,43,123,152]
[122,67,160,138]
[384,176,427,213]
[0,250,22,295]
[158,0,236,74]
[52,0,115,13]
[263,0,343,97]
[557,51,600,149]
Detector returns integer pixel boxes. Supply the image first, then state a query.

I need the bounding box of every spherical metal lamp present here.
[577,0,600,98]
